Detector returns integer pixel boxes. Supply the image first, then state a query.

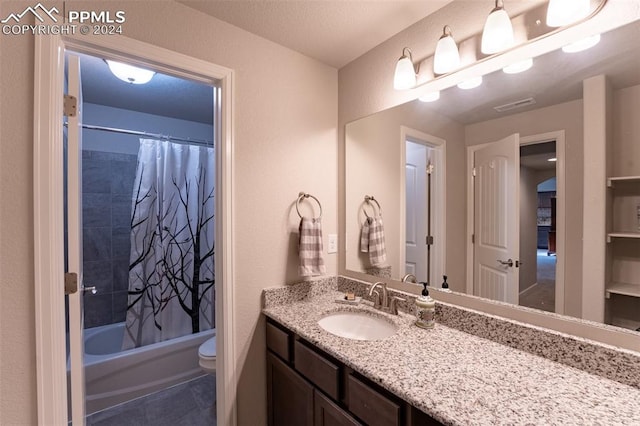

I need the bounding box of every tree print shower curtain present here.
[122,139,215,350]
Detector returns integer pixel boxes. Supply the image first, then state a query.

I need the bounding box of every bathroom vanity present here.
[266,318,438,426]
[263,278,640,425]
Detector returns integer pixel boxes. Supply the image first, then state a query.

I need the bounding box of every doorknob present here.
[497,258,514,267]
[82,285,98,295]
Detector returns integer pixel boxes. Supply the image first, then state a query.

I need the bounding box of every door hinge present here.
[472,167,476,177]
[64,95,77,117]
[426,236,434,245]
[65,272,78,295]
[471,234,475,244]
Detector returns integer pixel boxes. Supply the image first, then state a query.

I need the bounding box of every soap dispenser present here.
[415,282,435,329]
[441,275,451,293]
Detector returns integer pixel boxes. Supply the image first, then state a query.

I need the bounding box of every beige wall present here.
[582,76,610,323]
[0,2,36,421]
[0,1,337,424]
[465,99,584,317]
[344,100,465,289]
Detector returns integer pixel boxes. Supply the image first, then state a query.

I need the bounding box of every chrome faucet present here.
[368,281,405,315]
[401,274,417,283]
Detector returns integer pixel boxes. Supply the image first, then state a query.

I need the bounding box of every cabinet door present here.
[267,352,314,426]
[347,375,401,426]
[315,390,362,426]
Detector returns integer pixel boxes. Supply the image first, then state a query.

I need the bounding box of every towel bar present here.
[363,195,382,218]
[296,192,322,219]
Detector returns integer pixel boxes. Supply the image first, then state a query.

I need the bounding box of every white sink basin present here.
[317,311,397,341]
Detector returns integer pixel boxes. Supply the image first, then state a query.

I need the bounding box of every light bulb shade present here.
[106,60,156,84]
[433,30,460,74]
[419,91,440,102]
[481,8,514,54]
[457,76,483,90]
[546,0,590,27]
[393,55,417,90]
[562,34,601,53]
[503,58,533,74]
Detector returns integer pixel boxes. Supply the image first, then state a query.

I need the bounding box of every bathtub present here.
[82,322,215,414]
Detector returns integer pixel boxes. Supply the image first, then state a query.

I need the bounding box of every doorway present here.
[401,127,446,286]
[466,131,565,314]
[65,51,217,422]
[34,32,235,426]
[518,142,557,312]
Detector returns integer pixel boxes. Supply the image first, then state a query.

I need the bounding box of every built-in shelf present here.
[607,175,640,187]
[606,232,640,242]
[606,282,640,299]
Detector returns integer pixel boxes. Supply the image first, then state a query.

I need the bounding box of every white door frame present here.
[399,126,446,286]
[466,130,566,314]
[34,30,236,425]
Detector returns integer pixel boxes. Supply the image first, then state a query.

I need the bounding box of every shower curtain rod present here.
[65,122,214,146]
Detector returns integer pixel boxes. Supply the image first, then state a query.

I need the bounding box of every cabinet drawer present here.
[347,375,401,426]
[294,340,340,400]
[266,321,291,362]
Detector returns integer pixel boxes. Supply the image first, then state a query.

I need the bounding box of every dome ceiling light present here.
[106,60,156,85]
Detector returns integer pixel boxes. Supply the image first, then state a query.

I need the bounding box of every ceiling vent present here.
[493,97,536,113]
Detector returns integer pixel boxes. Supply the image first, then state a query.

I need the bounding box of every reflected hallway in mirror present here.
[344,18,640,333]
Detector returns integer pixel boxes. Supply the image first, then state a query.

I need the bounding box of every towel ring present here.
[296,192,322,219]
[363,195,382,219]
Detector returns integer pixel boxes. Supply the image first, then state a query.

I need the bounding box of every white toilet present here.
[198,337,217,374]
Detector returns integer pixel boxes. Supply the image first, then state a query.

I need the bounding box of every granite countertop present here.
[263,290,640,426]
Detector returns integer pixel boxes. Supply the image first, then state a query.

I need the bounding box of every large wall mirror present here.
[345,18,640,334]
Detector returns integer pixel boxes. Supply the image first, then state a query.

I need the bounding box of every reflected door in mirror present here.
[473,134,520,304]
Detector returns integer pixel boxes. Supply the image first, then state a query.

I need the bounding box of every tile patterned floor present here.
[86,375,216,426]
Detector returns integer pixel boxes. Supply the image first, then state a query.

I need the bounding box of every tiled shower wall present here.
[82,149,137,329]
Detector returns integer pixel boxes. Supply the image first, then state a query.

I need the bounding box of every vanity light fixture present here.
[481,0,514,54]
[503,58,533,74]
[457,76,483,90]
[418,91,440,102]
[392,0,607,94]
[546,0,590,27]
[433,26,461,75]
[548,157,557,162]
[106,60,156,85]
[393,47,418,90]
[561,34,601,53]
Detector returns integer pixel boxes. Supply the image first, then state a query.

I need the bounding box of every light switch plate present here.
[328,234,337,254]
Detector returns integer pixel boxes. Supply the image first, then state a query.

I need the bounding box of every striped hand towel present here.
[360,216,387,267]
[299,217,326,277]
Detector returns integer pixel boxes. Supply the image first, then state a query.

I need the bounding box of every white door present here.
[405,142,429,282]
[473,133,520,304]
[66,53,87,424]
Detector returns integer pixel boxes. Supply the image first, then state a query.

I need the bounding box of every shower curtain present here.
[122,139,215,350]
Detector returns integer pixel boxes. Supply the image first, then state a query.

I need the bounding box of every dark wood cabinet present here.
[295,340,341,400]
[267,351,314,426]
[315,390,362,426]
[266,318,443,426]
[347,375,401,426]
